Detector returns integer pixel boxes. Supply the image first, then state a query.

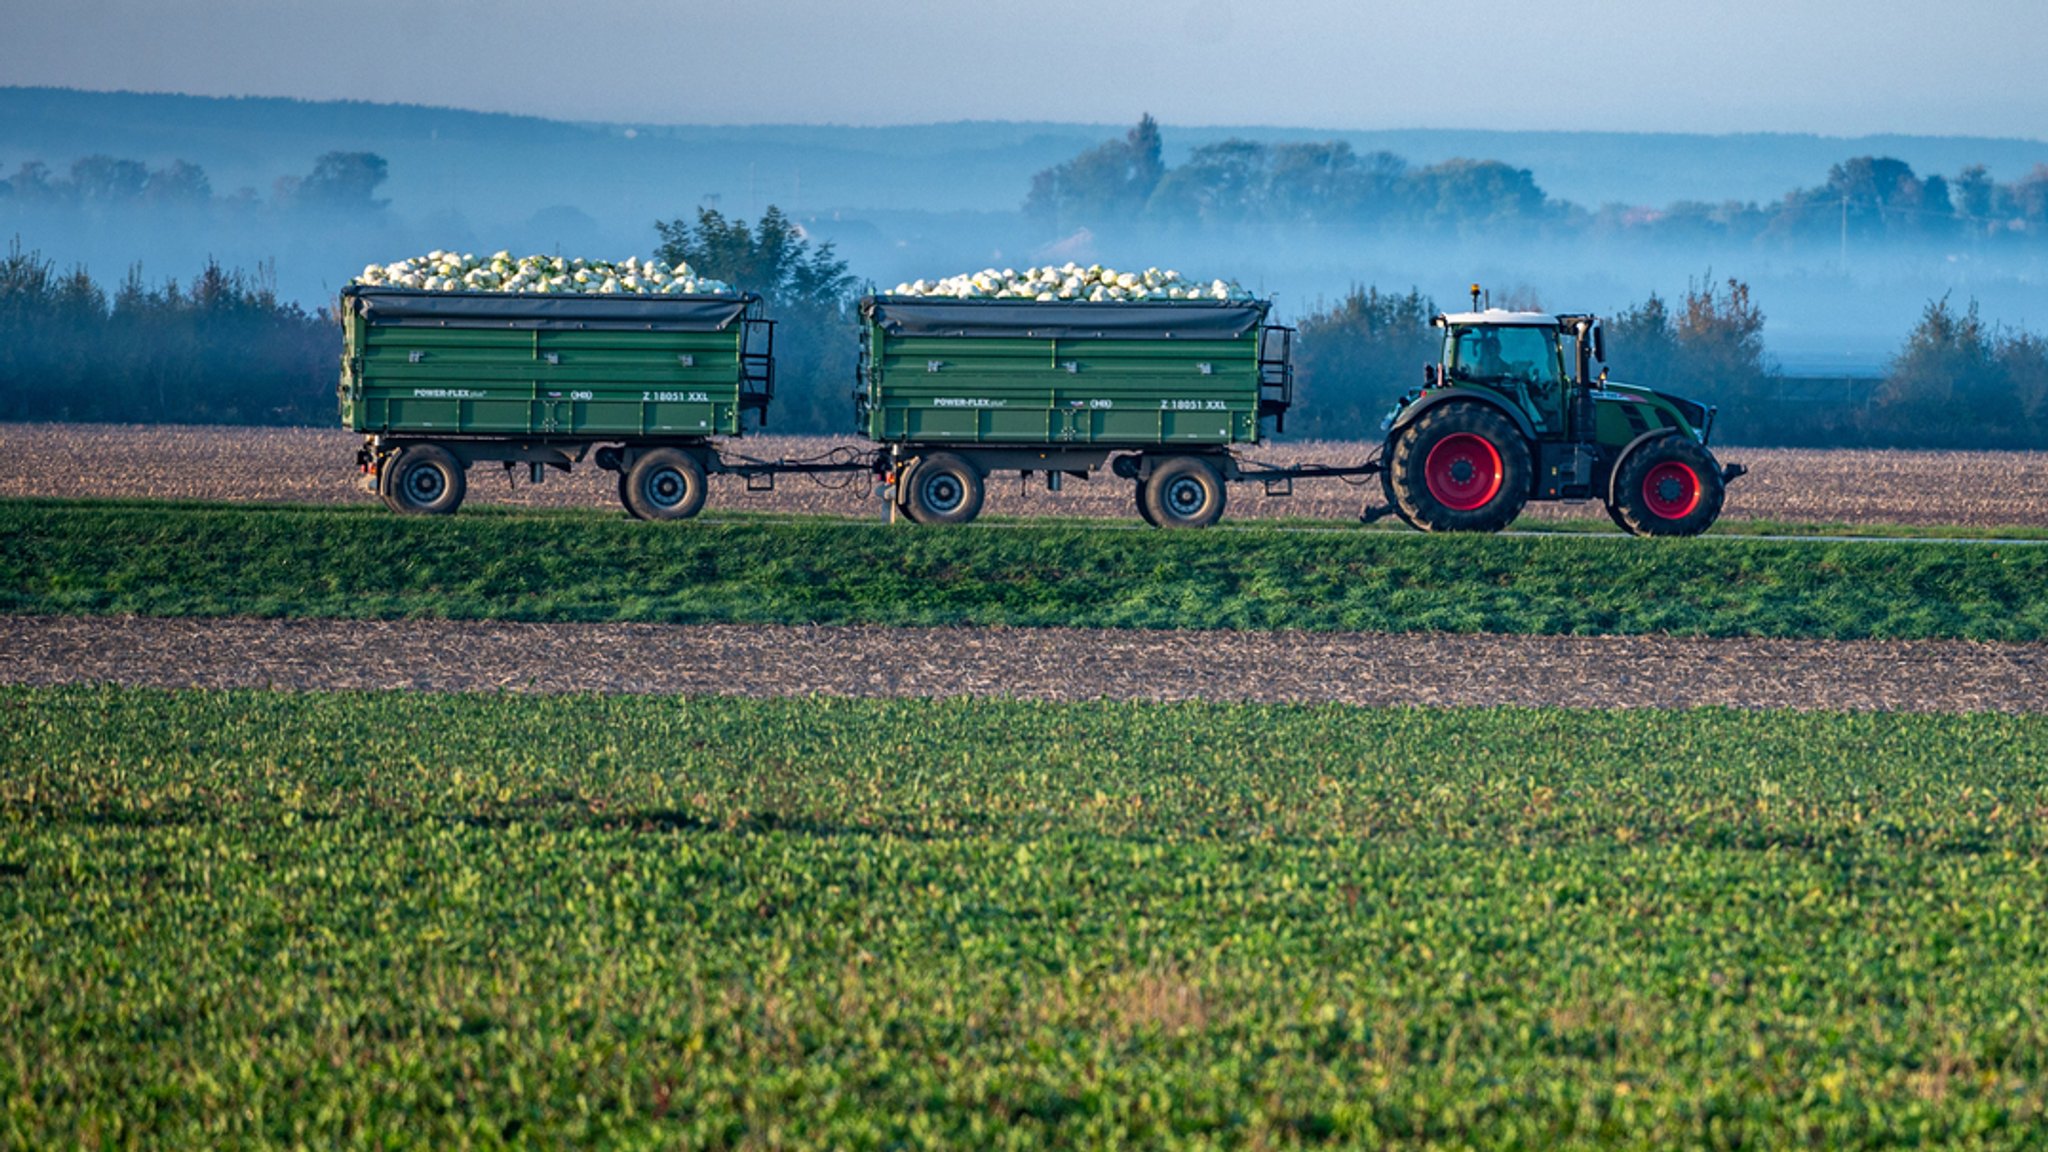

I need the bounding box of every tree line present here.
[1,151,390,215]
[0,241,334,425]
[0,210,857,433]
[1027,116,2048,245]
[1026,116,1549,235]
[654,205,858,435]
[4,218,2044,448]
[1287,278,2048,448]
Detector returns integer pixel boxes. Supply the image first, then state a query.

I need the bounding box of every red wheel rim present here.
[1642,461,1702,519]
[1424,433,1504,511]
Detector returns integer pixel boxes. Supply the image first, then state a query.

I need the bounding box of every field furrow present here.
[5,614,2043,713]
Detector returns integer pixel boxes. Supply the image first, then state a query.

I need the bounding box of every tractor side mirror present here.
[1592,324,1606,365]
[1423,363,1439,388]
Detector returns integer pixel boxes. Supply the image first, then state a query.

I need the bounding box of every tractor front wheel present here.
[1384,405,1531,532]
[1609,436,1725,537]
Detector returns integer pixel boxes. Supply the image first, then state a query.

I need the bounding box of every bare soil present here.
[6,422,2046,527]
[6,615,2043,713]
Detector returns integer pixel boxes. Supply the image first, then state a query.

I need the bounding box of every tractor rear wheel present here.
[1385,405,1531,532]
[1609,436,1724,537]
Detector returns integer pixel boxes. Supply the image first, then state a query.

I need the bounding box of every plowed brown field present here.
[6,421,2045,527]
[8,615,2045,713]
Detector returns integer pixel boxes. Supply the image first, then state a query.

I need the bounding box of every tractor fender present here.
[1386,390,1538,447]
[1605,428,1701,506]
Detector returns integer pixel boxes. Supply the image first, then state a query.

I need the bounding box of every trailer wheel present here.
[622,448,707,521]
[904,453,984,525]
[375,453,404,513]
[1609,436,1724,537]
[1142,456,1226,528]
[1134,482,1159,527]
[384,443,466,515]
[1385,404,1530,532]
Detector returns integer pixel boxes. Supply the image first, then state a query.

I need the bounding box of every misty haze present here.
[6,86,2048,392]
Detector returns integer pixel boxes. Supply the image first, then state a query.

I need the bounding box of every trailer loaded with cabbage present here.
[857,294,1371,526]
[342,284,848,519]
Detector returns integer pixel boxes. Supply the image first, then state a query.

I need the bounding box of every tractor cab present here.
[1432,309,1583,439]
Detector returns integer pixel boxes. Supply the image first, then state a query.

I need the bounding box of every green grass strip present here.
[5,498,2048,639]
[5,686,2048,1148]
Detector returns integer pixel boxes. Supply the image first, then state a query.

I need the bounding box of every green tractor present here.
[1371,287,1746,536]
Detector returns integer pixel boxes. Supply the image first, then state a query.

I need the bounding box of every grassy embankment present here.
[4,499,2047,639]
[4,686,2046,1147]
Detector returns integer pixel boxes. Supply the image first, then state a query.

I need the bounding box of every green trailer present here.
[856,295,1317,526]
[341,286,779,518]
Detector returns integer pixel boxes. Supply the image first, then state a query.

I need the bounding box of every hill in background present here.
[11,86,2048,216]
[7,86,2048,370]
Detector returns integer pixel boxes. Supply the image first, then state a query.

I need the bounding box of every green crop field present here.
[5,686,2047,1148]
[6,499,2048,640]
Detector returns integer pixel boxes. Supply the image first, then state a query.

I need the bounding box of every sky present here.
[3,0,2045,138]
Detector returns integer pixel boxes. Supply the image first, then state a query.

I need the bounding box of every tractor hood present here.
[1648,388,1714,442]
[1598,379,1716,444]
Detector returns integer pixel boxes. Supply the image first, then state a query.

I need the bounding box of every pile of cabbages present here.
[353,251,734,295]
[888,264,1254,302]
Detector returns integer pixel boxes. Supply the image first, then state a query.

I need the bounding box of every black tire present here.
[1384,404,1531,532]
[622,448,707,521]
[1141,456,1226,529]
[1609,436,1725,537]
[1379,454,1418,531]
[375,452,404,514]
[384,443,466,515]
[904,453,984,525]
[1134,482,1159,527]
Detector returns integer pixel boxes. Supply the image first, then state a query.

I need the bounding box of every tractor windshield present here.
[1446,325,1565,391]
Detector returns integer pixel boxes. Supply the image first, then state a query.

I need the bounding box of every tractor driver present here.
[1457,327,1513,381]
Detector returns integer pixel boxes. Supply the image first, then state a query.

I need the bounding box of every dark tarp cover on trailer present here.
[346,287,757,332]
[862,296,1268,340]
